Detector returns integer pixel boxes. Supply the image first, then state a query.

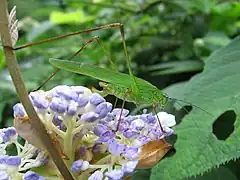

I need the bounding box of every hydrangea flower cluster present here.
[0,85,176,179]
[0,127,47,179]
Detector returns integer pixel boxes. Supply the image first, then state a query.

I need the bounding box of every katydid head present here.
[150,88,168,107]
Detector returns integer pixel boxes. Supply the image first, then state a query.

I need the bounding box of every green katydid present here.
[14,23,211,132]
[14,23,169,131]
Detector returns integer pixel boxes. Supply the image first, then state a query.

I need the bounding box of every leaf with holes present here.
[151,36,240,179]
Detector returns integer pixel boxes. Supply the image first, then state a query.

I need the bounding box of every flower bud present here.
[89,93,105,105]
[49,97,67,113]
[81,112,99,122]
[29,92,49,109]
[105,169,124,180]
[71,160,89,173]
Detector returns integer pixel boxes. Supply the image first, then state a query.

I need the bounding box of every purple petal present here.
[2,133,9,143]
[112,108,129,117]
[130,119,145,131]
[53,85,78,101]
[71,86,85,94]
[148,124,163,139]
[39,157,48,165]
[140,113,156,124]
[0,171,9,180]
[117,120,129,132]
[71,160,83,172]
[76,95,89,107]
[123,129,139,139]
[108,140,126,155]
[6,156,21,166]
[4,127,16,136]
[137,136,150,146]
[123,147,140,160]
[163,126,174,137]
[101,113,114,122]
[97,130,115,142]
[122,160,138,175]
[93,124,108,137]
[0,155,8,164]
[105,169,124,180]
[81,112,99,122]
[67,101,78,116]
[23,171,44,180]
[95,102,112,118]
[29,92,48,109]
[125,115,138,123]
[79,146,86,157]
[71,160,89,172]
[90,93,105,105]
[13,103,26,117]
[49,97,68,113]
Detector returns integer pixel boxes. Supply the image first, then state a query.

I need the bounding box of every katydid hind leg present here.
[14,23,124,51]
[153,104,165,133]
[34,36,100,91]
[115,89,133,132]
[113,97,118,109]
[115,99,126,132]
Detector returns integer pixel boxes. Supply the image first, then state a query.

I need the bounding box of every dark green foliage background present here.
[0,0,240,179]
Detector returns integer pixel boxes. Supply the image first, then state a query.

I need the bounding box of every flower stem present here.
[63,117,75,162]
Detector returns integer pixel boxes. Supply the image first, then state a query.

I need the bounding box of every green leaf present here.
[131,169,151,180]
[151,37,240,179]
[163,81,187,99]
[172,0,217,14]
[190,166,237,180]
[50,10,95,25]
[0,48,5,71]
[202,32,231,51]
[145,60,203,75]
[0,103,5,124]
[212,2,240,18]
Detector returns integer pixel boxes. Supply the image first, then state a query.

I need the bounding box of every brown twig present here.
[0,1,74,179]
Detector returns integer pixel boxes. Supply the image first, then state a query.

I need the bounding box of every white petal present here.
[156,112,176,127]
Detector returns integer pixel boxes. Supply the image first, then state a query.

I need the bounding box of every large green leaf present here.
[145,60,203,75]
[151,37,240,179]
[131,169,151,180]
[190,166,238,180]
